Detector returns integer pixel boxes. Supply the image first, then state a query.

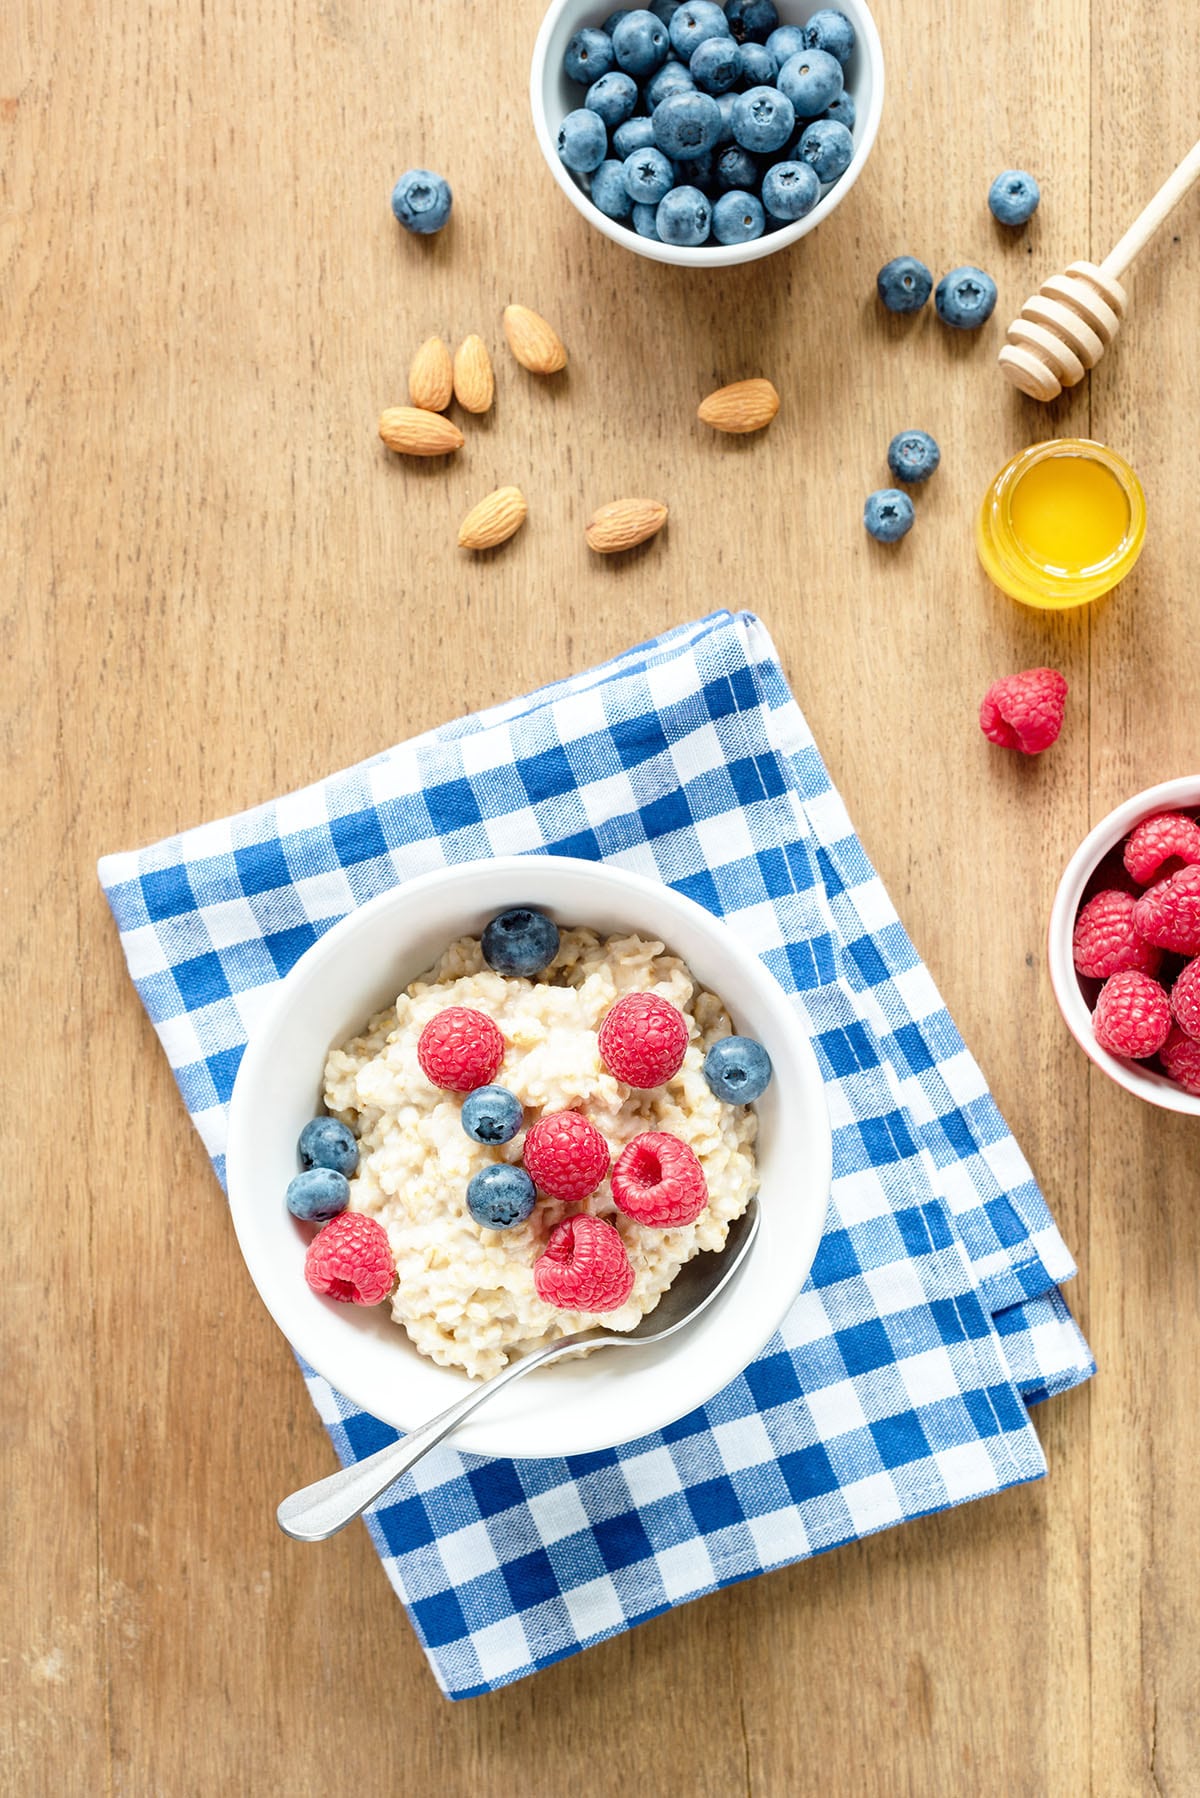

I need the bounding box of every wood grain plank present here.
[10,0,1190,1787]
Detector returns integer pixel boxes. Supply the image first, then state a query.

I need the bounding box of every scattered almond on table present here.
[502,304,568,375]
[585,498,668,555]
[453,335,495,414]
[408,336,453,412]
[697,378,780,435]
[378,406,464,457]
[458,485,527,551]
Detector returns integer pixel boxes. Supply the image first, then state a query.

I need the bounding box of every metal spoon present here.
[277,1196,761,1543]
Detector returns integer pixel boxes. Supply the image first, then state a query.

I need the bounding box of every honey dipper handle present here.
[1101,135,1200,279]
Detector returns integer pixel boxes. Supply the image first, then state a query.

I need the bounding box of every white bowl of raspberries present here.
[1049,778,1200,1114]
[531,0,884,266]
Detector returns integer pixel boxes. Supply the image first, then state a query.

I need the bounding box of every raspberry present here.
[1171,958,1200,1039]
[1160,1026,1200,1095]
[417,1006,505,1092]
[1091,970,1171,1060]
[304,1212,395,1306]
[979,667,1068,754]
[1071,889,1163,980]
[523,1110,610,1201]
[1123,812,1200,886]
[611,1131,709,1227]
[598,991,689,1088]
[1132,865,1200,956]
[533,1215,635,1313]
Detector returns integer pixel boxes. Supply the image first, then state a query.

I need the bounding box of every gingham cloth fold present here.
[99,611,1093,1698]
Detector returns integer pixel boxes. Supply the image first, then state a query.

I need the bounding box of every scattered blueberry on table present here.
[876,255,933,313]
[557,4,859,247]
[286,1167,351,1223]
[988,169,1040,226]
[390,169,452,236]
[935,264,998,329]
[887,429,941,484]
[481,907,561,977]
[703,1035,773,1103]
[461,1085,525,1146]
[466,1164,538,1231]
[298,1115,359,1177]
[864,489,916,543]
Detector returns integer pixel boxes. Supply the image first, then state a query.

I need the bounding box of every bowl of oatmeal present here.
[227,857,832,1459]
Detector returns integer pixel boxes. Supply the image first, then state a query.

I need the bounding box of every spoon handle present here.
[276,1331,593,1542]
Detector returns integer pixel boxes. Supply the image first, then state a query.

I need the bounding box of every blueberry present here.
[824,89,855,130]
[613,115,656,156]
[672,149,716,190]
[591,157,635,217]
[887,429,941,484]
[466,1163,537,1231]
[557,107,609,173]
[481,907,560,977]
[652,88,723,157]
[703,1035,773,1103]
[298,1115,359,1177]
[633,200,662,237]
[656,183,712,244]
[761,158,820,220]
[731,84,794,153]
[564,27,615,84]
[691,34,741,92]
[801,8,855,63]
[935,264,998,330]
[716,143,759,191]
[876,255,932,313]
[736,41,776,86]
[988,168,1040,226]
[777,47,842,116]
[623,144,675,202]
[390,169,452,236]
[646,57,696,106]
[864,489,915,543]
[669,1,729,59]
[714,90,739,141]
[613,8,671,78]
[649,0,683,18]
[602,9,632,29]
[286,1167,350,1223]
[764,23,805,63]
[798,118,853,182]
[723,0,778,43]
[461,1084,525,1146]
[585,70,640,130]
[712,188,765,243]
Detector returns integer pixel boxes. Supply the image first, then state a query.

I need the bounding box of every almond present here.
[453,335,494,414]
[378,406,464,456]
[457,485,527,551]
[502,304,568,374]
[697,377,780,435]
[408,336,453,412]
[585,498,668,555]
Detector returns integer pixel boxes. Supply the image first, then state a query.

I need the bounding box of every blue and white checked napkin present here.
[99,611,1093,1699]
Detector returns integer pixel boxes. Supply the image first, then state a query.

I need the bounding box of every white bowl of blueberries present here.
[531,0,884,265]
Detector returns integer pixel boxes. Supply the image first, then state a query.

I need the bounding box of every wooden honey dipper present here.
[999,135,1200,401]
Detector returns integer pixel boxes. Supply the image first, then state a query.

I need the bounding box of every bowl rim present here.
[529,0,885,268]
[1047,775,1200,1114]
[226,854,834,1454]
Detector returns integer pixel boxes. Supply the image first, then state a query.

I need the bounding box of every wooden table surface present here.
[6,0,1200,1789]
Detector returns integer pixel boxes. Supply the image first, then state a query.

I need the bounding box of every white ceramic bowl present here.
[1048,776,1200,1115]
[530,0,884,267]
[227,857,832,1457]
